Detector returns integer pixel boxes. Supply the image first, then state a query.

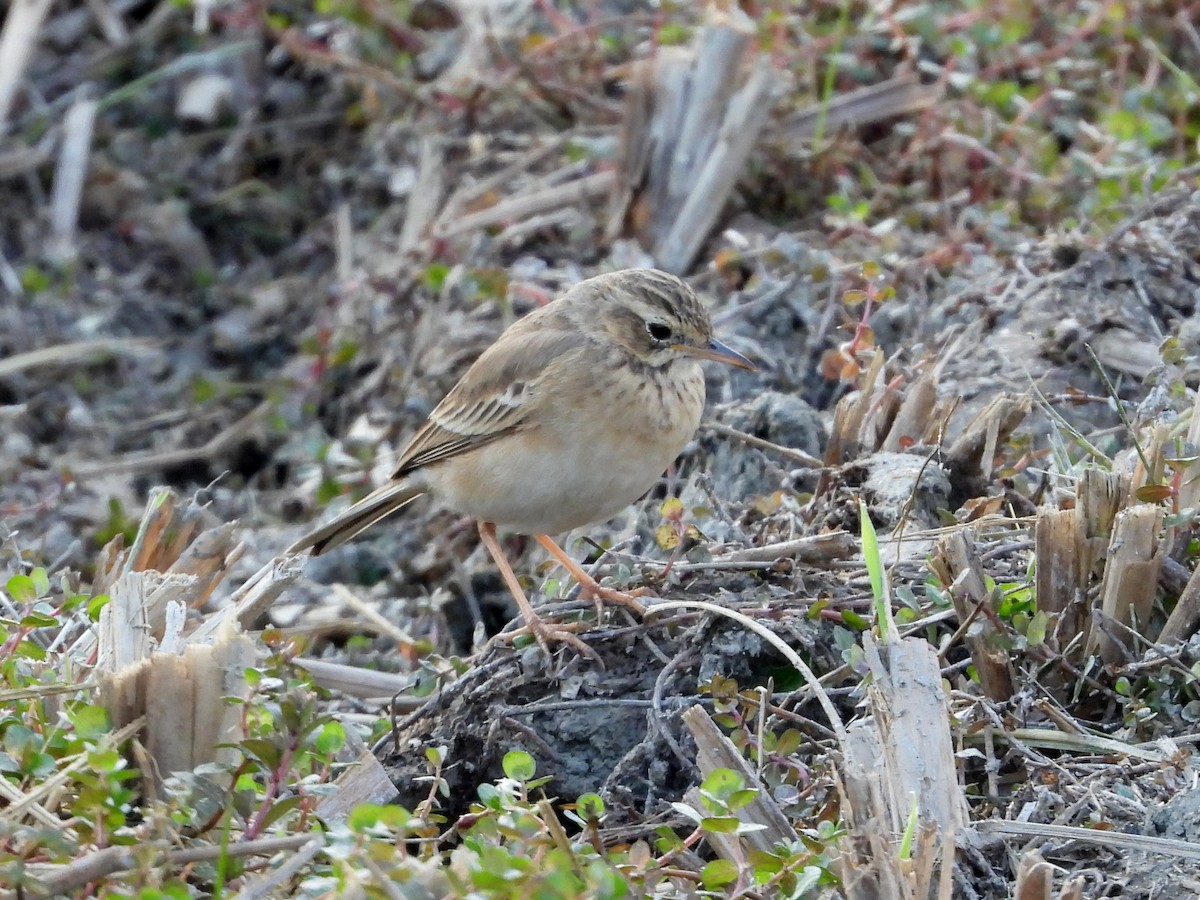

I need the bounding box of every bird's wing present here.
[392,320,585,477]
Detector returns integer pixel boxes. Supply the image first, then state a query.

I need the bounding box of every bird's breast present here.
[425,361,706,534]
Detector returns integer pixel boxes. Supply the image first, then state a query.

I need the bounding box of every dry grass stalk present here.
[186,554,303,643]
[1034,507,1083,664]
[717,531,855,565]
[0,337,152,378]
[71,488,259,790]
[314,748,399,823]
[47,98,98,264]
[840,725,908,899]
[3,834,317,900]
[943,393,1031,482]
[1075,468,1127,585]
[1086,504,1165,663]
[95,587,254,791]
[840,636,964,900]
[1176,388,1200,513]
[823,351,887,467]
[74,399,272,478]
[1158,557,1200,644]
[881,369,939,452]
[703,421,823,468]
[295,656,420,704]
[73,488,238,662]
[399,132,446,252]
[0,0,54,133]
[83,0,130,44]
[1013,850,1053,900]
[122,621,253,787]
[929,528,1015,702]
[777,73,941,149]
[976,819,1200,863]
[607,8,774,273]
[435,169,613,239]
[680,704,800,856]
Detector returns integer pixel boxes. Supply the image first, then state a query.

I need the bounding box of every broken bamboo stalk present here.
[607,7,775,273]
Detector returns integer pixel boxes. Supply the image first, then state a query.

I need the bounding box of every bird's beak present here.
[676,338,756,371]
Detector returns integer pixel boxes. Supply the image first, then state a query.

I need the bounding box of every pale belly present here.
[424,368,705,534]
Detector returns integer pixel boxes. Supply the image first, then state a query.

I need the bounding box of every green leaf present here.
[30,568,49,597]
[654,824,684,852]
[774,728,804,756]
[728,789,759,811]
[841,609,869,631]
[700,768,742,799]
[239,739,282,770]
[422,263,450,291]
[502,750,535,781]
[87,747,124,772]
[348,803,382,831]
[669,802,704,824]
[702,858,738,888]
[7,575,36,604]
[575,793,605,820]
[701,816,741,834]
[860,500,888,632]
[19,611,57,629]
[314,721,345,755]
[259,796,303,830]
[86,594,111,620]
[70,705,111,741]
[1026,611,1048,647]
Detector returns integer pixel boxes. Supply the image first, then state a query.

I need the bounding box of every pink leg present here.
[478,522,593,657]
[534,534,649,616]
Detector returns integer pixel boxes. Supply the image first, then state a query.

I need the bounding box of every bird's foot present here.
[496,614,598,661]
[533,534,651,618]
[579,581,651,618]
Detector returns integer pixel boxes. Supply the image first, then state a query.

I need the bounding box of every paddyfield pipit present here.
[288,268,754,652]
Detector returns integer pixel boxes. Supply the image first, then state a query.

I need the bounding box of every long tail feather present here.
[287,480,426,556]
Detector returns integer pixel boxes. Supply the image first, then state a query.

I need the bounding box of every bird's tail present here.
[287,479,427,556]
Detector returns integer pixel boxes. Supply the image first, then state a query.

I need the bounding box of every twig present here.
[398,133,445,252]
[294,655,423,706]
[716,532,856,565]
[433,170,614,238]
[702,421,823,468]
[330,583,418,648]
[647,599,847,745]
[778,72,941,147]
[0,0,54,133]
[0,338,154,378]
[976,820,1200,862]
[9,834,319,900]
[229,835,325,900]
[47,98,98,264]
[83,0,129,44]
[73,399,272,478]
[0,125,57,180]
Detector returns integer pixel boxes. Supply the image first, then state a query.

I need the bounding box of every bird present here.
[287,267,755,654]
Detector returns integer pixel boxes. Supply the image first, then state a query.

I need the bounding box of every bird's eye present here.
[646,322,673,342]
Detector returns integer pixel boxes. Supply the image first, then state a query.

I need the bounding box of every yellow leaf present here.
[843,289,868,307]
[656,524,681,550]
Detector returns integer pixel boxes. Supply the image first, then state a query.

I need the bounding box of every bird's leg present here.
[477,522,593,658]
[534,534,649,617]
